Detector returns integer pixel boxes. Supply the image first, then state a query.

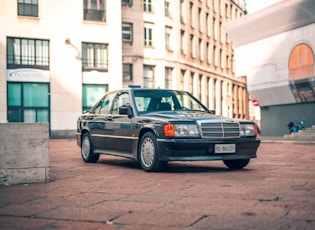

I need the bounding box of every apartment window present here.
[206,42,211,64]
[220,22,225,43]
[226,55,230,69]
[180,30,185,54]
[180,70,185,90]
[144,24,153,47]
[7,37,49,70]
[18,0,38,17]
[165,26,172,50]
[231,54,234,73]
[206,13,210,36]
[213,17,217,40]
[144,0,152,13]
[199,39,204,61]
[189,72,194,93]
[7,82,49,123]
[180,0,186,23]
[198,8,202,32]
[220,49,224,69]
[122,23,133,42]
[123,63,133,81]
[82,42,108,71]
[83,84,108,112]
[143,65,154,88]
[165,67,172,89]
[213,45,217,66]
[165,1,171,17]
[122,0,132,5]
[83,0,106,22]
[189,2,194,27]
[190,35,195,58]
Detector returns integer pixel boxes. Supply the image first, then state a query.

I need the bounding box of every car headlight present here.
[240,124,257,137]
[164,124,200,137]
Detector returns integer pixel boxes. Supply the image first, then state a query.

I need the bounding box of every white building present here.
[225,0,315,136]
[0,0,122,138]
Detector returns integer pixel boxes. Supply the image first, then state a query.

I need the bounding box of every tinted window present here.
[112,92,130,114]
[97,93,115,114]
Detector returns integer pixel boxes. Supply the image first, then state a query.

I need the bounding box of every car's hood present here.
[139,111,237,123]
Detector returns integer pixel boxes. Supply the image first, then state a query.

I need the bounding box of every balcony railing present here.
[84,9,106,22]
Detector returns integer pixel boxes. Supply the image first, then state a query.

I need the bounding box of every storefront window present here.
[7,82,49,123]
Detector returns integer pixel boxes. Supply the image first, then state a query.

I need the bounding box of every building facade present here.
[0,0,249,138]
[225,0,315,136]
[0,0,122,138]
[122,0,249,119]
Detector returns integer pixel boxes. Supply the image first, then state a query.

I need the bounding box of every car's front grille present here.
[199,121,240,138]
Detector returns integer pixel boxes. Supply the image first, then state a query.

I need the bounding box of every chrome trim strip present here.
[91,134,138,140]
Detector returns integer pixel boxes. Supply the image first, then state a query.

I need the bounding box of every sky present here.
[245,0,283,14]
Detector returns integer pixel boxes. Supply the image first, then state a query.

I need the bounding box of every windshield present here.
[133,90,208,114]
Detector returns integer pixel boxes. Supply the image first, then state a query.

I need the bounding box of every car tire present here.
[139,132,167,172]
[81,132,100,163]
[223,159,250,170]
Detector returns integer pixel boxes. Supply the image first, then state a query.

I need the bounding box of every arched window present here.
[289,43,314,80]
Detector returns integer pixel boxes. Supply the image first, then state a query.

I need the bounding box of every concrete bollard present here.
[0,123,49,185]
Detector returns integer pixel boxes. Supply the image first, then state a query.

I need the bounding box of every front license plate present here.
[214,144,236,154]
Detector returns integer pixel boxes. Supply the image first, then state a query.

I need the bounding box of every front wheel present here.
[223,159,250,170]
[81,132,100,163]
[138,132,167,172]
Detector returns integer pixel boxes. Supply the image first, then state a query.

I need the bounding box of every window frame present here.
[143,65,155,88]
[7,37,50,70]
[122,22,133,42]
[164,1,171,17]
[143,0,153,13]
[165,67,172,89]
[122,0,132,6]
[123,63,133,81]
[165,26,172,51]
[180,30,186,54]
[82,42,109,72]
[83,0,106,22]
[144,23,154,47]
[7,82,50,123]
[17,0,38,17]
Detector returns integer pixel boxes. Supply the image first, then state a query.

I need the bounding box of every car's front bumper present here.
[156,138,260,161]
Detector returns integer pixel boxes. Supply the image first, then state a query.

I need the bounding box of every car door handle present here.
[106,116,113,121]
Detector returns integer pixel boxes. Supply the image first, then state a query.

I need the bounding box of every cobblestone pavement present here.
[0,140,314,230]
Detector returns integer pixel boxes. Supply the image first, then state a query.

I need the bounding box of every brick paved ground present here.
[0,140,314,229]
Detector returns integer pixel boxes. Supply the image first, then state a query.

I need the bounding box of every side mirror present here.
[119,105,133,117]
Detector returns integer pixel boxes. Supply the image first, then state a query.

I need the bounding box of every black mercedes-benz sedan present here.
[76,88,260,172]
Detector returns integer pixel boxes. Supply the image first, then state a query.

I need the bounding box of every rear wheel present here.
[139,132,167,172]
[81,132,99,163]
[223,159,250,170]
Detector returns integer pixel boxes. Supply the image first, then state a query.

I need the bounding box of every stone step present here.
[284,134,315,139]
[284,124,315,139]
